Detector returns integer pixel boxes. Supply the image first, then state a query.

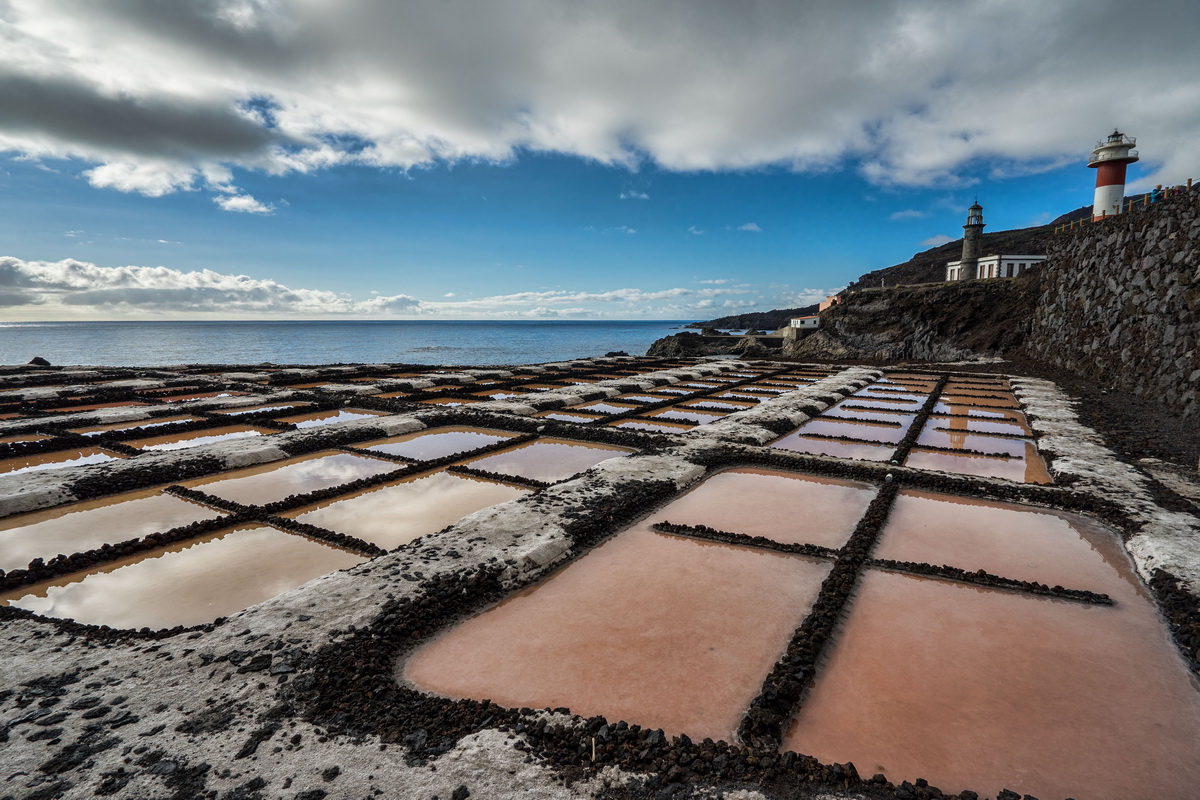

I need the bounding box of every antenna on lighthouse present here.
[1088,130,1139,220]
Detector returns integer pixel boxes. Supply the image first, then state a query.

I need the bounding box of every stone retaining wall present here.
[1028,190,1200,417]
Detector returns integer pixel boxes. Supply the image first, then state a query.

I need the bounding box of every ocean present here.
[0,320,695,368]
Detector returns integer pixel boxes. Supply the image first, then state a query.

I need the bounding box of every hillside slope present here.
[687,203,1109,331]
[683,304,818,331]
[845,224,1054,289]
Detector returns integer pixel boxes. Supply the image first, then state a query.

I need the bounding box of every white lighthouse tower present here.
[1088,130,1138,220]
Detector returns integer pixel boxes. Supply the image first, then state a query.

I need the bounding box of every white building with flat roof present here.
[946,254,1045,282]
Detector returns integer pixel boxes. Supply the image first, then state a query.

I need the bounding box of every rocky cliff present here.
[646,331,782,358]
[784,276,1041,361]
[647,276,1040,363]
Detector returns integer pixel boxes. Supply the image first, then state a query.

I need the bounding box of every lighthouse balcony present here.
[1088,148,1138,166]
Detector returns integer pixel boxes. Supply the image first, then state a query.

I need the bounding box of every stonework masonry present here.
[1028,190,1200,418]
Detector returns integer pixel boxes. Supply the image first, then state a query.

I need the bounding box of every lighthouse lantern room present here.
[1089,130,1138,220]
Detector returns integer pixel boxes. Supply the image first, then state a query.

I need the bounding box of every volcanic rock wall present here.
[1027,190,1200,418]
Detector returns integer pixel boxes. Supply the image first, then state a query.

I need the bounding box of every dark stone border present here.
[650,522,839,561]
[886,374,949,465]
[867,559,1113,605]
[1150,569,1200,679]
[737,482,899,748]
[444,464,550,490]
[64,454,228,505]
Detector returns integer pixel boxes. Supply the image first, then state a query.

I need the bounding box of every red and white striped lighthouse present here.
[1088,130,1138,220]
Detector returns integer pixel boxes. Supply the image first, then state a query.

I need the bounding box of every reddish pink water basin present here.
[458,438,633,483]
[403,527,830,742]
[655,467,875,548]
[770,433,895,462]
[930,402,1026,421]
[905,444,1051,484]
[284,469,529,549]
[126,426,272,452]
[783,570,1200,800]
[359,427,518,461]
[926,413,1030,436]
[794,418,909,444]
[914,426,1030,456]
[874,490,1132,591]
[939,393,1019,408]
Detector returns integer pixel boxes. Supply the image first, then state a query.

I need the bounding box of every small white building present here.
[945,254,1046,282]
[790,315,820,330]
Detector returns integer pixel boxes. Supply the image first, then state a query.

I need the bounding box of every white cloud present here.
[213,193,275,214]
[83,161,203,197]
[889,209,926,221]
[688,226,704,235]
[619,190,649,200]
[0,255,765,320]
[1,1,1196,197]
[699,279,731,284]
[0,255,417,316]
[920,234,956,247]
[738,222,763,232]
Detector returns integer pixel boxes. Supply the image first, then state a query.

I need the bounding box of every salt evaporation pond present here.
[285,470,529,549]
[0,488,223,572]
[404,526,830,742]
[0,525,364,628]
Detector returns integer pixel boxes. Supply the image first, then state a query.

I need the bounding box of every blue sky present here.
[0,0,1194,320]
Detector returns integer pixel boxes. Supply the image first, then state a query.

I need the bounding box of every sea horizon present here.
[0,319,698,368]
